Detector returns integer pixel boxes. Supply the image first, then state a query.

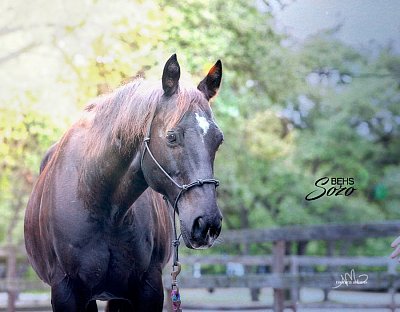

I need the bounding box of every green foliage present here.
[1,0,399,258]
[0,98,62,243]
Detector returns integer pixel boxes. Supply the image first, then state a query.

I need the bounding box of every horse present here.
[39,143,172,311]
[24,54,224,311]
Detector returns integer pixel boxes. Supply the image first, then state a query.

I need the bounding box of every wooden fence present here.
[0,221,399,311]
[163,221,400,311]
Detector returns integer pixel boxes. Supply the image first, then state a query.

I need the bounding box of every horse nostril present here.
[209,219,222,239]
[192,216,222,241]
[192,217,206,238]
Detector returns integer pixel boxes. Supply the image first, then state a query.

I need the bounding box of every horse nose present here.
[192,216,222,241]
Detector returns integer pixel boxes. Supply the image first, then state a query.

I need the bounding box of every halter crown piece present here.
[141,117,220,311]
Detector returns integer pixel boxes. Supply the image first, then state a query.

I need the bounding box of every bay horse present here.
[24,54,224,311]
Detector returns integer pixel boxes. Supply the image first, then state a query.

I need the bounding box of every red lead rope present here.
[171,262,182,311]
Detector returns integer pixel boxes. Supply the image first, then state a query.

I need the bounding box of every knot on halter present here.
[215,180,220,187]
[143,137,150,143]
[197,179,204,185]
[172,239,180,248]
[181,184,189,191]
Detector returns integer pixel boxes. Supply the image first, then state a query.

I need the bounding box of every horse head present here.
[141,54,223,249]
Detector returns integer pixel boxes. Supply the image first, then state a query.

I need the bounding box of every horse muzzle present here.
[180,213,222,249]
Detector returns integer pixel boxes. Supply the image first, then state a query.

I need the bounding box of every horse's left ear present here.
[162,54,181,96]
[197,60,222,101]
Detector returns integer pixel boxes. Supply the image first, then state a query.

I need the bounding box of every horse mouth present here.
[179,220,216,250]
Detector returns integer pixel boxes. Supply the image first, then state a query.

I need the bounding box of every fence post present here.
[7,244,17,312]
[388,258,397,312]
[323,240,334,301]
[273,240,285,312]
[290,255,299,310]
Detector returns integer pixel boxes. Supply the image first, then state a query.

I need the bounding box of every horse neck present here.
[110,151,149,216]
[80,138,148,216]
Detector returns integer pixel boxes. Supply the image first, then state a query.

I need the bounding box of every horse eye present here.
[166,133,177,143]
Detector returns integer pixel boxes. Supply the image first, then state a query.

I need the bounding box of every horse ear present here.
[197,60,222,101]
[162,54,181,96]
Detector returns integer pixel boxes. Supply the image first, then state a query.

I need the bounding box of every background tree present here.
[0,0,399,258]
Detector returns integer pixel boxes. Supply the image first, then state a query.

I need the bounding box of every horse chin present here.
[181,233,195,249]
[179,223,195,249]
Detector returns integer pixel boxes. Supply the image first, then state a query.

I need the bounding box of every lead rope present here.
[142,124,220,312]
[162,193,182,312]
[169,196,182,311]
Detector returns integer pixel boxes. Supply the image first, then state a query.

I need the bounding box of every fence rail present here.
[163,221,400,311]
[165,271,399,289]
[218,220,400,243]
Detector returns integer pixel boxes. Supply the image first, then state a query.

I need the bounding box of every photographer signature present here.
[333,269,368,289]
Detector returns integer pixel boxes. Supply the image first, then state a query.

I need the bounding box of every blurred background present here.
[1,0,400,311]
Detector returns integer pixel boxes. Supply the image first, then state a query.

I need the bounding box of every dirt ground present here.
[0,288,399,311]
